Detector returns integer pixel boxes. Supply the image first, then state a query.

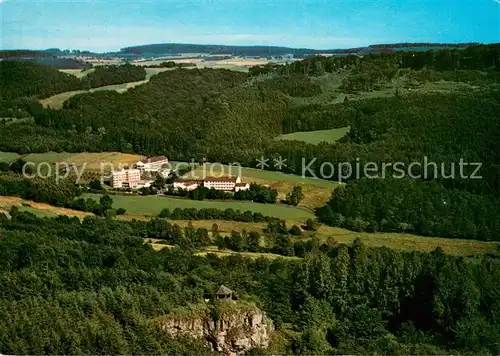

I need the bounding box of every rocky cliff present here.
[158,303,274,355]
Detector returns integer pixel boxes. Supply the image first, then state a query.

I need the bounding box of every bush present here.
[116,208,127,215]
[289,225,303,236]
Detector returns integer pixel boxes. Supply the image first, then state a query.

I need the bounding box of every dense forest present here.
[0,172,80,206]
[0,61,82,100]
[0,44,499,242]
[0,212,499,354]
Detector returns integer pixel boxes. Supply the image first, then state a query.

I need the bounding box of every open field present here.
[12,151,144,171]
[41,68,170,109]
[274,127,350,145]
[84,193,314,221]
[0,196,92,219]
[183,163,340,210]
[0,151,143,177]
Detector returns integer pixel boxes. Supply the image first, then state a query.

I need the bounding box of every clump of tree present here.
[0,158,33,174]
[285,185,304,206]
[67,194,123,217]
[81,64,146,88]
[0,171,80,206]
[167,183,278,203]
[158,207,273,223]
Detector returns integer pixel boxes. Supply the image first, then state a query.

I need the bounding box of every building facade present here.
[173,176,250,192]
[173,180,201,191]
[136,156,169,172]
[202,176,240,191]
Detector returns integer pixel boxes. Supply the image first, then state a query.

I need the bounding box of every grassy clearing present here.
[157,219,500,257]
[194,248,300,260]
[40,90,87,109]
[85,193,314,221]
[147,240,299,259]
[314,225,500,257]
[275,127,350,145]
[183,163,340,211]
[0,152,20,163]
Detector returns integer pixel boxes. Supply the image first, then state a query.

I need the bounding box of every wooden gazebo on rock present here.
[216,285,237,302]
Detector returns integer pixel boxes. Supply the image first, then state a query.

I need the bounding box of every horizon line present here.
[1,40,495,54]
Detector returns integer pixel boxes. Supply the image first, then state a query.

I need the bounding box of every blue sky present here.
[1,0,499,52]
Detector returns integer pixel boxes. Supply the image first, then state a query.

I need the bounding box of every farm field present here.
[274,127,350,145]
[41,68,169,109]
[0,196,91,219]
[60,68,95,78]
[183,163,341,210]
[84,193,315,221]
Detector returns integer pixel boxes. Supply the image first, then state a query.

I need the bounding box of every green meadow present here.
[84,193,314,221]
[274,127,350,145]
[0,152,21,163]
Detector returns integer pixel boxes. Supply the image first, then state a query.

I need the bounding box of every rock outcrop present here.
[158,303,273,355]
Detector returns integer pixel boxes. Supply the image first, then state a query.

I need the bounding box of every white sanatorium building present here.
[135,156,169,172]
[173,176,250,192]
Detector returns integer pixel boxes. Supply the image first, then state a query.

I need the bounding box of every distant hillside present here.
[0,50,53,59]
[119,43,328,57]
[118,42,482,58]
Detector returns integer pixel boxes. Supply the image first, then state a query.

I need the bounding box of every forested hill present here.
[0,61,146,100]
[0,61,82,100]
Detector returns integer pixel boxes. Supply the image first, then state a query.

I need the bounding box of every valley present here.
[1,39,500,355]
